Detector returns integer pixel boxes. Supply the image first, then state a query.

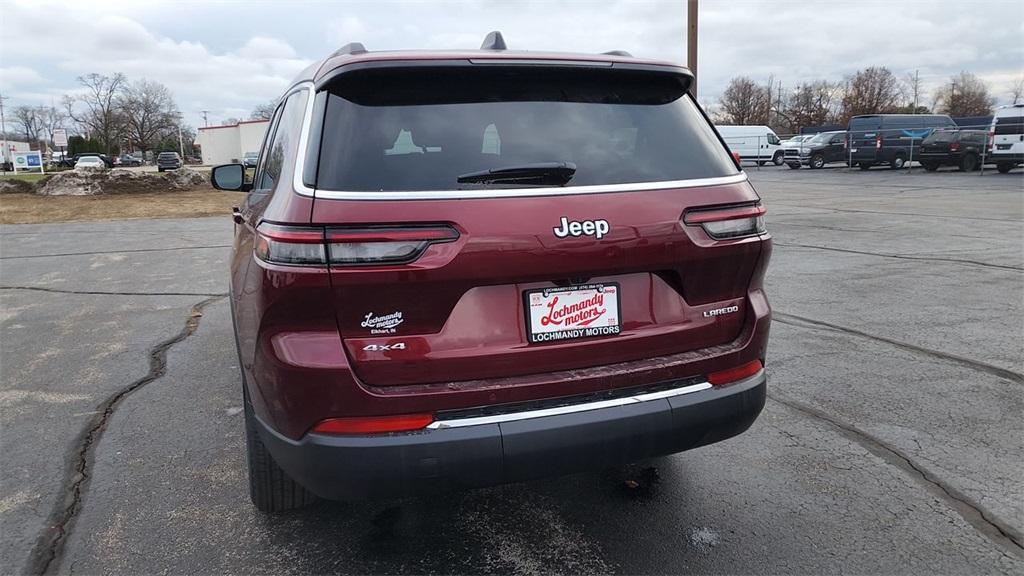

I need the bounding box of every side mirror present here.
[211,163,251,191]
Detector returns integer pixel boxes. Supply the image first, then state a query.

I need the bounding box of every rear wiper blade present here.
[456,162,577,186]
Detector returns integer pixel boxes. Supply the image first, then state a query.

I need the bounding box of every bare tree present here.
[11,106,43,143]
[899,70,929,113]
[120,79,180,154]
[716,76,772,125]
[786,81,839,130]
[250,100,277,121]
[1010,75,1024,105]
[38,105,67,145]
[934,71,995,117]
[65,72,127,153]
[838,67,901,123]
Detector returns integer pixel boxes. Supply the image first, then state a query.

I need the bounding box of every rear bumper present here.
[991,153,1024,163]
[254,371,767,501]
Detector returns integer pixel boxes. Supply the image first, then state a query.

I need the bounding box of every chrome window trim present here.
[426,380,717,430]
[299,173,749,201]
[290,81,318,197]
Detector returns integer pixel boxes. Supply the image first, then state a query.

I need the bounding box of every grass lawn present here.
[0,173,50,183]
[0,188,247,224]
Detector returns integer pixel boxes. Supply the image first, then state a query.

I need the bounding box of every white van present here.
[716,125,784,166]
[989,104,1023,173]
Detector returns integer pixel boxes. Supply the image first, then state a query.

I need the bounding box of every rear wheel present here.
[244,386,316,512]
[922,162,939,172]
[787,162,800,169]
[890,155,906,169]
[810,154,825,169]
[959,154,978,172]
[996,162,1014,174]
[858,162,872,170]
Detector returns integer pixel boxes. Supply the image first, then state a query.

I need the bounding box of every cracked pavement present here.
[1,169,1022,574]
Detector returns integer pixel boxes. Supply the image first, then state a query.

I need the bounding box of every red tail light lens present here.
[253,223,458,266]
[875,135,882,150]
[949,142,960,152]
[326,226,459,265]
[731,151,742,166]
[683,203,767,239]
[708,360,763,386]
[254,223,326,265]
[311,413,434,435]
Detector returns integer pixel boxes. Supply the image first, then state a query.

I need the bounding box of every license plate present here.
[998,144,1012,150]
[525,283,621,343]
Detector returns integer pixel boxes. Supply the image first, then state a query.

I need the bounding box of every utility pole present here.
[0,93,8,174]
[200,110,209,127]
[913,69,920,114]
[687,0,698,98]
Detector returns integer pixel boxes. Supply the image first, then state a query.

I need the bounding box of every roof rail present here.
[602,50,632,57]
[480,31,507,51]
[331,42,367,57]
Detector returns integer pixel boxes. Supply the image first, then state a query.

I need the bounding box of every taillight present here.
[311,413,434,435]
[875,135,882,150]
[708,359,763,386]
[989,132,995,151]
[683,203,767,239]
[731,151,742,166]
[254,223,326,266]
[326,226,459,265]
[949,142,960,152]
[253,223,459,266]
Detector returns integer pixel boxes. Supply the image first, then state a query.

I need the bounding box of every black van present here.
[848,114,956,169]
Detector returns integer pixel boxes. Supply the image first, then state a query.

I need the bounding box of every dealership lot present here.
[1,168,1021,574]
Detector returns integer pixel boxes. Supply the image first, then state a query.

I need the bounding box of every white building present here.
[2,140,32,164]
[196,120,270,165]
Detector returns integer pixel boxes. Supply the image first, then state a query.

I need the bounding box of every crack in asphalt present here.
[0,286,227,297]
[25,295,226,576]
[774,312,1024,385]
[768,393,1024,557]
[764,203,1021,223]
[774,242,1024,271]
[0,245,232,260]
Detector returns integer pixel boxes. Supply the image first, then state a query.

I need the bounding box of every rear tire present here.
[959,154,978,172]
[923,162,939,172]
[890,155,906,169]
[787,162,800,169]
[996,162,1014,174]
[858,162,872,170]
[245,387,316,512]
[810,154,825,169]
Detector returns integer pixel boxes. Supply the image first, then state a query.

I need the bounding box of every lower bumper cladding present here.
[254,371,768,501]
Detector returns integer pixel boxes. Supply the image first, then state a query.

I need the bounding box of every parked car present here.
[211,33,771,512]
[72,153,114,168]
[989,104,1024,173]
[779,134,814,148]
[847,114,956,169]
[783,131,847,169]
[716,125,785,166]
[156,151,182,171]
[918,130,989,171]
[243,151,259,168]
[115,154,143,167]
[74,156,107,170]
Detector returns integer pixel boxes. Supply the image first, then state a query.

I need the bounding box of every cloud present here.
[0,67,47,89]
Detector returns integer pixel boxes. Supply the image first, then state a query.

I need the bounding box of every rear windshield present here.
[927,131,957,143]
[995,114,1024,135]
[316,67,738,191]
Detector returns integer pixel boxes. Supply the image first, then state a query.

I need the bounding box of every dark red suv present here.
[212,33,772,512]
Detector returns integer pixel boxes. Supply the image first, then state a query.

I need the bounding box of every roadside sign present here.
[53,129,68,148]
[12,151,45,174]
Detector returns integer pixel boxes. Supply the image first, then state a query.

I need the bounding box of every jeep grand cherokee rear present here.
[215,34,772,512]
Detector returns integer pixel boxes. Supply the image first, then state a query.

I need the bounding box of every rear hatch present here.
[310,64,766,387]
[992,109,1024,155]
[921,131,956,156]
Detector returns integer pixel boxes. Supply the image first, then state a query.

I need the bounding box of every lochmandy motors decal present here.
[526,283,622,343]
[361,311,404,334]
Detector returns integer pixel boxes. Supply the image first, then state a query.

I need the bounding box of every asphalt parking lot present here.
[1,167,1022,575]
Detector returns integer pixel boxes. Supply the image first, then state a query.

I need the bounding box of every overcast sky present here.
[1,0,1022,129]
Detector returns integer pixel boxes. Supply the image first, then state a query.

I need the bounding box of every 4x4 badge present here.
[553,217,610,240]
